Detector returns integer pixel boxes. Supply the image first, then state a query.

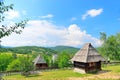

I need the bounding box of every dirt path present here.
[69,71,120,80]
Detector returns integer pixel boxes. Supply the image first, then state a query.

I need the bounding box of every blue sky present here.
[1,0,120,47]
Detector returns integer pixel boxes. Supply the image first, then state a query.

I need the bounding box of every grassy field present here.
[103,64,120,73]
[4,69,91,80]
[4,64,120,80]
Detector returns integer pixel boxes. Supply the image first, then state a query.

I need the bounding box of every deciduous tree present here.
[57,51,71,68]
[0,1,27,47]
[98,32,120,61]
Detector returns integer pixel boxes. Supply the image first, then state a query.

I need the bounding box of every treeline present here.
[0,53,33,72]
[98,32,120,61]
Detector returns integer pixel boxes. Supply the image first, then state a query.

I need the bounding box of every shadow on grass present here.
[97,70,111,74]
[88,70,111,74]
[25,74,42,78]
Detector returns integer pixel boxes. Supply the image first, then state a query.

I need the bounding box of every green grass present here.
[102,64,120,73]
[4,69,91,80]
[4,64,120,80]
[39,69,90,79]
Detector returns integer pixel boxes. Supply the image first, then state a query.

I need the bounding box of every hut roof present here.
[33,55,46,65]
[71,43,105,63]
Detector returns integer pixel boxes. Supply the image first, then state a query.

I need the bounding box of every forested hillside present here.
[50,46,79,54]
[0,46,79,54]
[0,46,57,54]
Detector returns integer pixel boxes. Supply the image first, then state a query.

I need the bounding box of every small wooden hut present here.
[71,43,105,73]
[33,55,48,69]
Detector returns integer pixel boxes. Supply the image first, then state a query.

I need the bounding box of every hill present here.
[0,46,79,54]
[50,46,79,54]
[0,46,57,54]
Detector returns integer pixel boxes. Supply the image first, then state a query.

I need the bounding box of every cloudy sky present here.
[1,0,120,47]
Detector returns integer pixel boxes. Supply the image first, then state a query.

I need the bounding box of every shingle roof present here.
[33,55,46,65]
[71,43,105,63]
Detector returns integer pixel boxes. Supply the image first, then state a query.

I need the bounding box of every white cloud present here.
[5,10,20,19]
[40,14,54,19]
[64,24,102,46]
[82,8,103,20]
[71,17,77,21]
[1,20,102,47]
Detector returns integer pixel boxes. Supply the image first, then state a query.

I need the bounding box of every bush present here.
[7,59,21,71]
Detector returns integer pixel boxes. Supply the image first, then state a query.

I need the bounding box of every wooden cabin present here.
[71,43,105,73]
[33,55,48,69]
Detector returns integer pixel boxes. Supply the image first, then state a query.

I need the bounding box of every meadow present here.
[4,64,120,80]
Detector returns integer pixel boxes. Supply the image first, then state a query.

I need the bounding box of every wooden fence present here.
[0,67,64,76]
[103,61,120,65]
[0,70,40,77]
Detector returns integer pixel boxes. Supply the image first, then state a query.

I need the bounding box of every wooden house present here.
[33,55,48,69]
[71,43,105,73]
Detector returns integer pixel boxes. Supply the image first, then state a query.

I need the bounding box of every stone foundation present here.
[74,68,86,74]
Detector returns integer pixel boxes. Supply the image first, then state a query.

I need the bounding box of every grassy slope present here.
[4,64,120,80]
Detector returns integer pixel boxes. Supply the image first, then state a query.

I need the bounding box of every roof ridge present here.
[85,43,90,62]
[33,55,46,65]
